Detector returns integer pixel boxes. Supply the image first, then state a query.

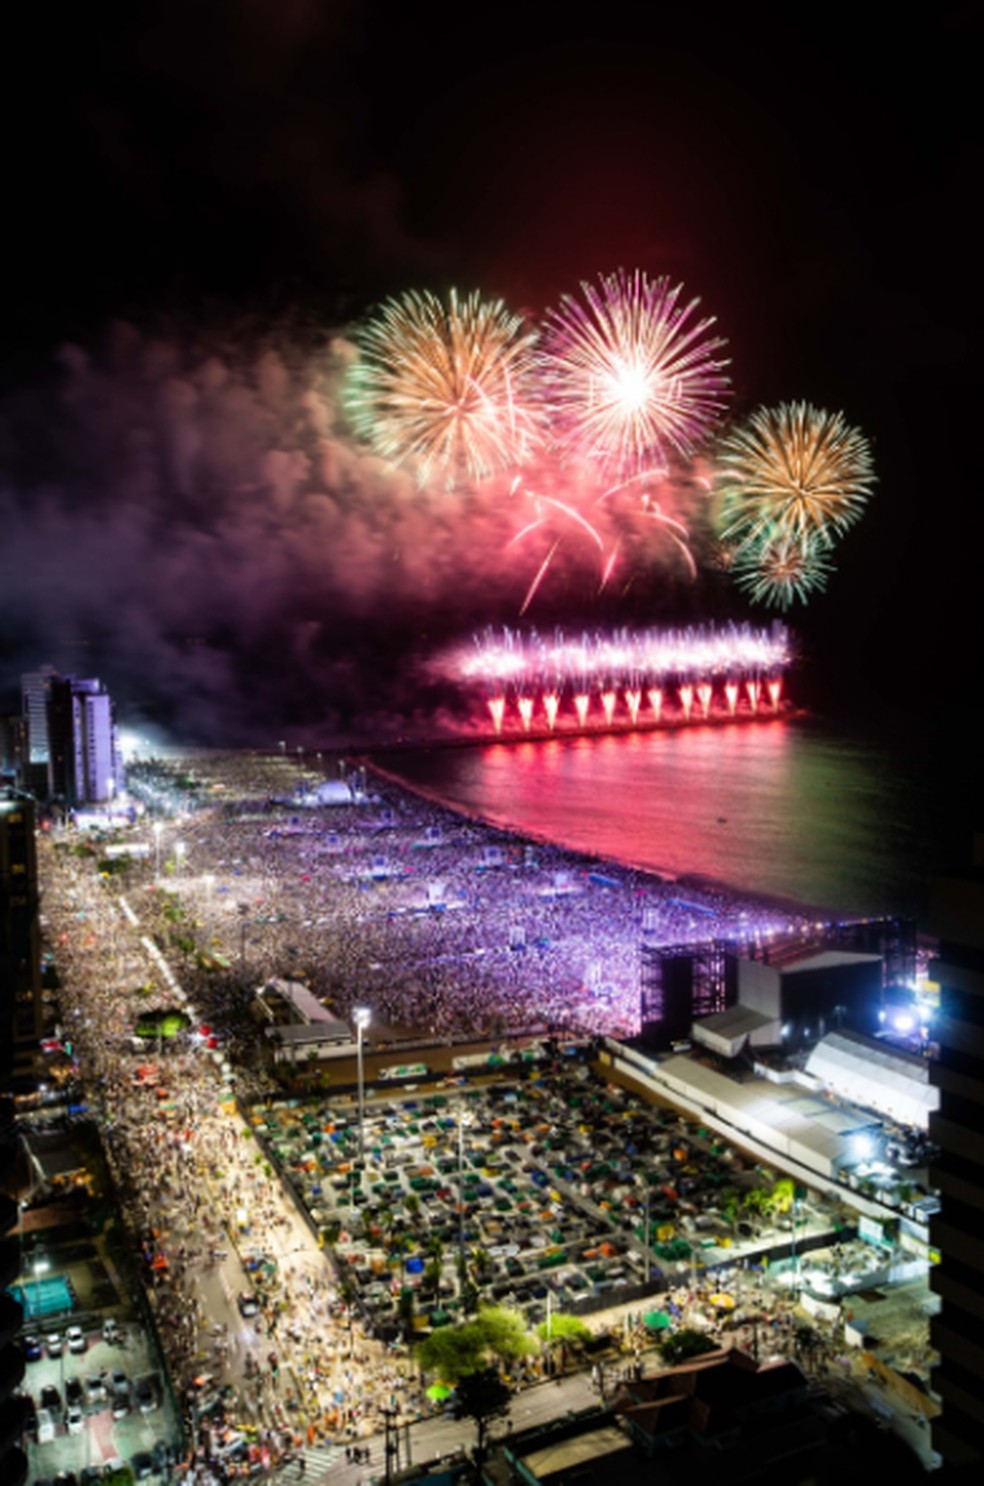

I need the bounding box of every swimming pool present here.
[11,1273,76,1320]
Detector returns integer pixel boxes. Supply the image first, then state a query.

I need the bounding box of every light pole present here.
[202,874,214,940]
[32,1256,50,1324]
[237,902,251,983]
[354,1007,371,1164]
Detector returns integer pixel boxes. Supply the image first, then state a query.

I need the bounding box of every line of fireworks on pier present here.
[341,270,876,611]
[441,621,792,733]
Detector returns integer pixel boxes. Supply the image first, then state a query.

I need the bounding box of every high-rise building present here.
[927,843,984,1475]
[0,791,42,1088]
[46,676,123,806]
[19,666,57,796]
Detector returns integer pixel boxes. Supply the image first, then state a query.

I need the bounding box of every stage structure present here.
[640,916,918,1053]
[450,622,793,738]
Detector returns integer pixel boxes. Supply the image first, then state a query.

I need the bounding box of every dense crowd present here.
[127,751,816,1047]
[34,752,834,1481]
[40,839,425,1483]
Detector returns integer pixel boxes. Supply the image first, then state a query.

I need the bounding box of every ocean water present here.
[377,713,964,920]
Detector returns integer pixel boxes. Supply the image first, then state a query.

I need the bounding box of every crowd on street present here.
[41,838,428,1483]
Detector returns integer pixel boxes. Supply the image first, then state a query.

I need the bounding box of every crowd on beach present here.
[126,751,818,1048]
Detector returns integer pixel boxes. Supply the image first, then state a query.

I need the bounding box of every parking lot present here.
[20,1316,179,1483]
[251,1059,840,1336]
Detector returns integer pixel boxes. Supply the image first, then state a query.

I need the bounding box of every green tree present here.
[536,1313,591,1350]
[415,1307,536,1382]
[416,1322,489,1382]
[398,1286,416,1343]
[475,1306,538,1367]
[741,1186,771,1219]
[721,1187,742,1233]
[770,1178,796,1215]
[536,1312,591,1375]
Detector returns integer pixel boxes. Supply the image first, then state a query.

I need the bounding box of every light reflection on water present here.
[380,717,943,917]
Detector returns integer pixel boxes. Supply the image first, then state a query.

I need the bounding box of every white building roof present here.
[805,1030,939,1130]
[656,1054,879,1180]
[692,1005,777,1057]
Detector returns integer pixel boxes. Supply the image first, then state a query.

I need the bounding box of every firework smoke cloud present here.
[0,275,875,740]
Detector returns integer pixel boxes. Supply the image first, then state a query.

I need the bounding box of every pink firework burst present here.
[541,269,730,480]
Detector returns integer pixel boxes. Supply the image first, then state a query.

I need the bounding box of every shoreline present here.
[357,751,850,926]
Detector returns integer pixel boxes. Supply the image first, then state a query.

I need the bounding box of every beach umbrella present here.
[642,1310,672,1330]
[426,1383,453,1402]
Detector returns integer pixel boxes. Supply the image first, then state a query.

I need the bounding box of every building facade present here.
[46,676,123,806]
[0,791,42,1088]
[928,852,984,1474]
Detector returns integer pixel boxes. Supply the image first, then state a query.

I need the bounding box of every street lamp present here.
[32,1255,50,1323]
[202,874,214,938]
[354,1007,371,1163]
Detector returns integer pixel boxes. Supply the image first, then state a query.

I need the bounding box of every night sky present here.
[1,3,978,761]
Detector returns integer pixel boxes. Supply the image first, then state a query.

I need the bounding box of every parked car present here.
[66,1403,85,1435]
[65,1377,84,1409]
[23,1334,43,1361]
[66,1325,87,1354]
[110,1369,130,1418]
[237,1292,259,1317]
[40,1383,63,1422]
[134,1375,158,1413]
[102,1318,123,1345]
[36,1406,56,1444]
[85,1373,109,1407]
[45,1331,64,1358]
[132,1452,155,1481]
[152,1440,174,1473]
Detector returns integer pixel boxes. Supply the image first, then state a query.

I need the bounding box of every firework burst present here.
[343,288,541,486]
[730,529,835,610]
[540,269,730,479]
[715,401,875,549]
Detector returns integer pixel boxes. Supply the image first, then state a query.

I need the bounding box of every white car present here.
[66,1325,87,1354]
[67,1403,85,1434]
[45,1331,64,1358]
[85,1373,109,1406]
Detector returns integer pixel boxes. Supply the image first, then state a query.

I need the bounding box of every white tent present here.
[805,1030,939,1130]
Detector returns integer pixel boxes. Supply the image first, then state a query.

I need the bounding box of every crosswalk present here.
[279,1442,342,1483]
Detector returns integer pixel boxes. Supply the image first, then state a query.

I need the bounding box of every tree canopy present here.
[536,1313,591,1348]
[415,1306,536,1382]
